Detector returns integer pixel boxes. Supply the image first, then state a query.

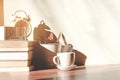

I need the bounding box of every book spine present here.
[0,47,33,51]
[0,40,36,48]
[0,60,31,67]
[0,51,32,60]
[0,66,33,72]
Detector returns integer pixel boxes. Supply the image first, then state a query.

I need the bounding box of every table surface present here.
[1,64,120,80]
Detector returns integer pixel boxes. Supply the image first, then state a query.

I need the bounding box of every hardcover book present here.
[0,40,35,48]
[0,65,33,72]
[0,60,31,67]
[0,47,33,51]
[0,51,32,60]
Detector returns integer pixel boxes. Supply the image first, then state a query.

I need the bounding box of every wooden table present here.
[1,64,120,80]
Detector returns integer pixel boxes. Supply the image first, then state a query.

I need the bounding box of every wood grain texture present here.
[0,64,120,80]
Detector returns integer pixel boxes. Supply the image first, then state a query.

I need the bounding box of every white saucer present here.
[57,65,77,70]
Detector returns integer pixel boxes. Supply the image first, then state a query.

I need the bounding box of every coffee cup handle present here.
[53,56,60,66]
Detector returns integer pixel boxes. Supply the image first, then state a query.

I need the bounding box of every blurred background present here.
[3,0,120,65]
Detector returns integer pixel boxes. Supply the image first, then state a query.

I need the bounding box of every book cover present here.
[0,60,31,67]
[0,51,32,60]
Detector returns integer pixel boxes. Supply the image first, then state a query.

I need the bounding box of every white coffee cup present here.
[53,52,75,67]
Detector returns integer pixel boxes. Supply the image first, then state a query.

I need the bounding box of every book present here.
[0,65,34,72]
[0,60,31,67]
[0,40,36,48]
[0,47,33,51]
[0,51,32,60]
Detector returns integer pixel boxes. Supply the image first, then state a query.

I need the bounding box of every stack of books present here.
[0,40,35,72]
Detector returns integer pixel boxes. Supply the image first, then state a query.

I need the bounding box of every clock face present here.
[15,19,32,37]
